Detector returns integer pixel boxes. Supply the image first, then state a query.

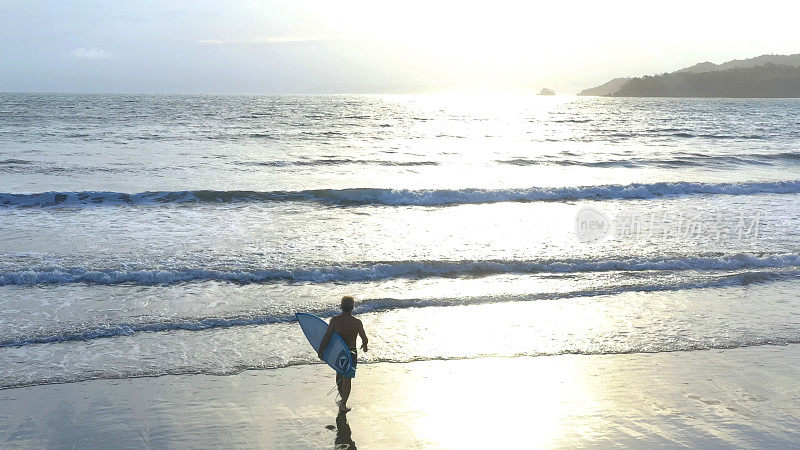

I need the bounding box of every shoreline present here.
[2,345,800,448]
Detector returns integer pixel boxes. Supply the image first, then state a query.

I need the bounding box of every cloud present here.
[199,36,328,45]
[69,47,116,59]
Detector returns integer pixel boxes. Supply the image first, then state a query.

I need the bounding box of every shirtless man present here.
[318,296,368,412]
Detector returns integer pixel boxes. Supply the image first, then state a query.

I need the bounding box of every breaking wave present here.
[3,254,800,286]
[2,267,797,349]
[3,179,800,208]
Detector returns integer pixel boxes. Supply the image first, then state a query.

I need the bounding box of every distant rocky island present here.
[578,53,800,97]
[538,88,556,96]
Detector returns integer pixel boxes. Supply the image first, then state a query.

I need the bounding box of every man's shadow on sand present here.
[333,410,356,450]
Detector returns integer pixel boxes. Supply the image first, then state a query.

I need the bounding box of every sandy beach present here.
[2,344,799,448]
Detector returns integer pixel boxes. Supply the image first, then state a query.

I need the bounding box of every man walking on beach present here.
[318,296,368,412]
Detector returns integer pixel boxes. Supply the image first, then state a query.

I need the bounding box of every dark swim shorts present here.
[343,349,357,378]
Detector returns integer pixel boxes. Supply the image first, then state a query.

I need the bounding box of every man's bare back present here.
[329,314,366,350]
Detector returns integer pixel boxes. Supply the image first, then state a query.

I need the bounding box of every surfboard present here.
[296,313,353,374]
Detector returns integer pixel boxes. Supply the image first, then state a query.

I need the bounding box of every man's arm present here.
[318,321,335,360]
[358,319,368,352]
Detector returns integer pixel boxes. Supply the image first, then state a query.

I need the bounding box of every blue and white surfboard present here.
[295,313,352,374]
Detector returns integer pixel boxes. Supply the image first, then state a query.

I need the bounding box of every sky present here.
[2,0,800,94]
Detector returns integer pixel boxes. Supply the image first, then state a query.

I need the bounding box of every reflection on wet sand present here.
[334,410,356,450]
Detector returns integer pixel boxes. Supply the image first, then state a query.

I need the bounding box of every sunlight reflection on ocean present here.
[1,93,800,389]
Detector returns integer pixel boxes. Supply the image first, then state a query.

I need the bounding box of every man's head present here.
[341,295,355,313]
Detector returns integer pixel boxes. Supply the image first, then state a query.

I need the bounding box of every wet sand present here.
[2,345,800,448]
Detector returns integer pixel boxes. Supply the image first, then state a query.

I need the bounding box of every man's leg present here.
[336,373,342,395]
[339,377,351,411]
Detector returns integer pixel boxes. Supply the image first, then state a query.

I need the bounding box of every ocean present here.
[1,93,800,390]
